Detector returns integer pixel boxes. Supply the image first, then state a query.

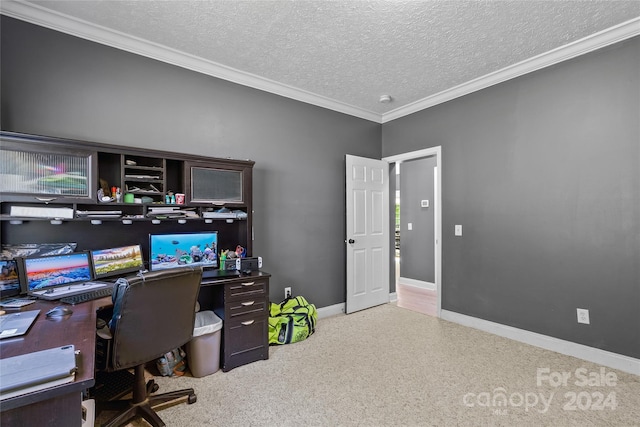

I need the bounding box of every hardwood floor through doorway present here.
[396,283,437,317]
[395,256,437,317]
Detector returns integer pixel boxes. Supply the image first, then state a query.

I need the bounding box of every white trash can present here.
[186,311,223,378]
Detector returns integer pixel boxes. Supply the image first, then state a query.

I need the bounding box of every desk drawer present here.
[223,315,268,371]
[215,273,270,372]
[226,298,267,319]
[225,279,267,301]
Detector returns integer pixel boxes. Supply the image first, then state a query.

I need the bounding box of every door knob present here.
[348,239,355,244]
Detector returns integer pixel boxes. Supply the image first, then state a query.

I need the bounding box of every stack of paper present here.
[76,210,123,218]
[147,206,196,219]
[10,206,74,219]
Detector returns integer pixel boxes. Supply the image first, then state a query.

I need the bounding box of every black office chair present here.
[96,266,203,427]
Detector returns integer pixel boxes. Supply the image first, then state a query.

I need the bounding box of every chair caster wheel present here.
[188,394,197,404]
[146,379,159,394]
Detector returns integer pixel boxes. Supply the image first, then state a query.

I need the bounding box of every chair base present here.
[99,387,196,427]
[97,365,196,427]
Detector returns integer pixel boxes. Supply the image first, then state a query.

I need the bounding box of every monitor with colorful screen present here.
[149,231,218,271]
[0,260,21,299]
[21,252,92,293]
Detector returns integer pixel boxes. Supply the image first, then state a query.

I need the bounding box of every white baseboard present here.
[398,278,436,291]
[316,303,639,375]
[317,292,398,319]
[441,309,640,376]
[316,303,345,319]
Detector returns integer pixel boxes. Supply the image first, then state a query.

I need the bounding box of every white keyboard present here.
[31,282,112,300]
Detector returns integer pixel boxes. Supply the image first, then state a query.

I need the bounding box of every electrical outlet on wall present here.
[284,287,292,299]
[577,308,590,324]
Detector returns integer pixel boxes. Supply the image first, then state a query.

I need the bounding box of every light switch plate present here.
[455,225,462,236]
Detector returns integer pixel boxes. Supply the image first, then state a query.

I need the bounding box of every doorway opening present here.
[384,147,442,317]
[394,161,437,316]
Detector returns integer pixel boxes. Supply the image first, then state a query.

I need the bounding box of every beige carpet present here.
[116,304,639,426]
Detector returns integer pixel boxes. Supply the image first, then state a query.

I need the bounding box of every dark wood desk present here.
[0,298,111,426]
[0,270,270,424]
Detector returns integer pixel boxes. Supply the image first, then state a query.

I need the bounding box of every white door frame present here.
[383,146,442,317]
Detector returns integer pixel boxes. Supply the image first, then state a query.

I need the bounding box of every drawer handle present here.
[241,301,255,306]
[35,197,57,202]
[241,281,255,286]
[241,320,255,326]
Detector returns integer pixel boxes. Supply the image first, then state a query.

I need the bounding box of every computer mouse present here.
[46,306,73,318]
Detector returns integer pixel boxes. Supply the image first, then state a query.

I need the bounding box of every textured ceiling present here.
[5,1,640,121]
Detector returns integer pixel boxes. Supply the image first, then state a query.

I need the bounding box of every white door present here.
[345,155,389,314]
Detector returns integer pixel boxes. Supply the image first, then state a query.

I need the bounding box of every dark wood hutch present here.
[0,131,269,371]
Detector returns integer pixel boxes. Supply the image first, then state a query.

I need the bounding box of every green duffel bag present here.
[268,296,317,345]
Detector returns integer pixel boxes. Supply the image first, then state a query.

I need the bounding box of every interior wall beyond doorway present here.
[399,157,437,284]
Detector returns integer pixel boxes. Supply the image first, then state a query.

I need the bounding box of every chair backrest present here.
[108,266,203,370]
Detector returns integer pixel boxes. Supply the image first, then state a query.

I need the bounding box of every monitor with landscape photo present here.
[90,244,145,279]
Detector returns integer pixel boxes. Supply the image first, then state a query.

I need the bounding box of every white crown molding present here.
[0,0,382,123]
[382,17,640,123]
[2,1,638,125]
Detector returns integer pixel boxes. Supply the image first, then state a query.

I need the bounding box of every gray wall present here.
[0,17,381,308]
[2,16,638,358]
[399,157,436,283]
[383,37,640,358]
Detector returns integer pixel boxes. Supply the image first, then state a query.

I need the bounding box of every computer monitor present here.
[0,260,21,299]
[90,244,145,280]
[149,231,218,271]
[21,252,92,293]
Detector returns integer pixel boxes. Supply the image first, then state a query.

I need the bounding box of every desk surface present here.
[0,270,269,422]
[200,269,270,286]
[0,297,110,411]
